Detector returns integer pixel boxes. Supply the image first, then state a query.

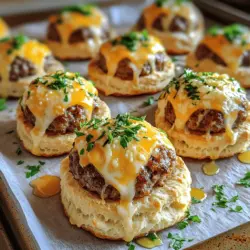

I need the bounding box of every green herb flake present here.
[75,129,85,137]
[229,205,243,213]
[167,233,193,250]
[177,210,201,230]
[16,147,22,155]
[0,98,7,111]
[87,142,95,152]
[177,221,189,230]
[144,96,155,106]
[79,148,85,155]
[38,161,45,166]
[17,160,24,165]
[191,197,201,204]
[236,172,250,188]
[155,0,168,7]
[126,242,135,250]
[61,4,94,16]
[146,232,158,241]
[7,34,29,55]
[25,165,41,178]
[86,134,94,142]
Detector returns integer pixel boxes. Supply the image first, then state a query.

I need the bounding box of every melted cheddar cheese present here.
[100,34,165,84]
[0,18,9,39]
[0,37,51,97]
[74,117,174,241]
[48,7,108,45]
[20,71,97,154]
[142,1,198,33]
[201,34,250,71]
[161,70,247,156]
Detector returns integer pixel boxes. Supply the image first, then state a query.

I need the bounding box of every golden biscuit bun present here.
[134,1,204,55]
[186,24,250,88]
[60,156,191,240]
[88,31,175,96]
[0,35,63,98]
[47,5,112,60]
[155,70,250,159]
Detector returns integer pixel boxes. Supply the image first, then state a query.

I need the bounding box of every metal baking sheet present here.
[0,1,250,250]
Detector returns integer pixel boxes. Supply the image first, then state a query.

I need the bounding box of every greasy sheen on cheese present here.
[74,114,174,241]
[0,35,51,97]
[0,18,9,39]
[20,71,98,154]
[142,0,198,33]
[201,25,250,70]
[48,5,109,45]
[100,31,165,82]
[160,69,247,146]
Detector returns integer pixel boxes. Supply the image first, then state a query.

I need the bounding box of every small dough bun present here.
[134,0,204,55]
[0,35,63,98]
[155,70,250,159]
[60,156,191,240]
[0,18,9,39]
[16,71,111,157]
[88,31,175,96]
[187,24,250,88]
[47,5,112,60]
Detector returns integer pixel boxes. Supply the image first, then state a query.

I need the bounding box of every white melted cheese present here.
[20,72,97,155]
[74,119,174,241]
[100,34,165,84]
[0,39,51,97]
[163,72,247,157]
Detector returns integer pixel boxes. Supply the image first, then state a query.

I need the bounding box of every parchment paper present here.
[0,2,250,249]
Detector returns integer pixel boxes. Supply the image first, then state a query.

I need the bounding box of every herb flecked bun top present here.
[159,69,248,139]
[19,71,98,147]
[0,18,9,39]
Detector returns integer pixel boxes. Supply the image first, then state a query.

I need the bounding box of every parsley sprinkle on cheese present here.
[236,172,250,188]
[61,4,94,16]
[167,233,193,250]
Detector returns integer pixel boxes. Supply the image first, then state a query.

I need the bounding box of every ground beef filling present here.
[241,50,250,67]
[22,98,101,135]
[47,23,61,42]
[165,101,248,135]
[97,52,167,80]
[195,44,227,67]
[69,145,176,200]
[68,26,110,44]
[9,56,37,82]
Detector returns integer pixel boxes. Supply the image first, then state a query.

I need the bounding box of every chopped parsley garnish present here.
[155,0,168,7]
[212,185,242,211]
[191,197,201,204]
[111,30,149,52]
[167,233,193,250]
[7,35,29,55]
[229,205,243,213]
[74,129,85,137]
[38,161,45,166]
[80,148,85,155]
[146,232,158,241]
[25,165,41,178]
[17,160,24,165]
[177,210,201,230]
[0,98,7,111]
[6,130,14,134]
[61,4,94,16]
[236,172,250,188]
[80,114,146,153]
[0,37,11,43]
[127,242,135,250]
[144,96,155,106]
[208,24,248,44]
[16,147,22,155]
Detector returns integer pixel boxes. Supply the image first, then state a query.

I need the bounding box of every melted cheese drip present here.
[49,8,107,45]
[100,36,165,84]
[191,188,207,201]
[21,72,97,154]
[0,39,51,97]
[142,1,197,34]
[136,235,163,249]
[202,161,220,176]
[165,73,246,157]
[238,151,250,164]
[74,120,174,241]
[0,18,9,39]
[30,175,61,198]
[202,34,250,71]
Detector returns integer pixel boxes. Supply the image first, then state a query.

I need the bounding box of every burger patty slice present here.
[195,44,227,67]
[9,56,37,82]
[47,23,61,42]
[69,145,176,200]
